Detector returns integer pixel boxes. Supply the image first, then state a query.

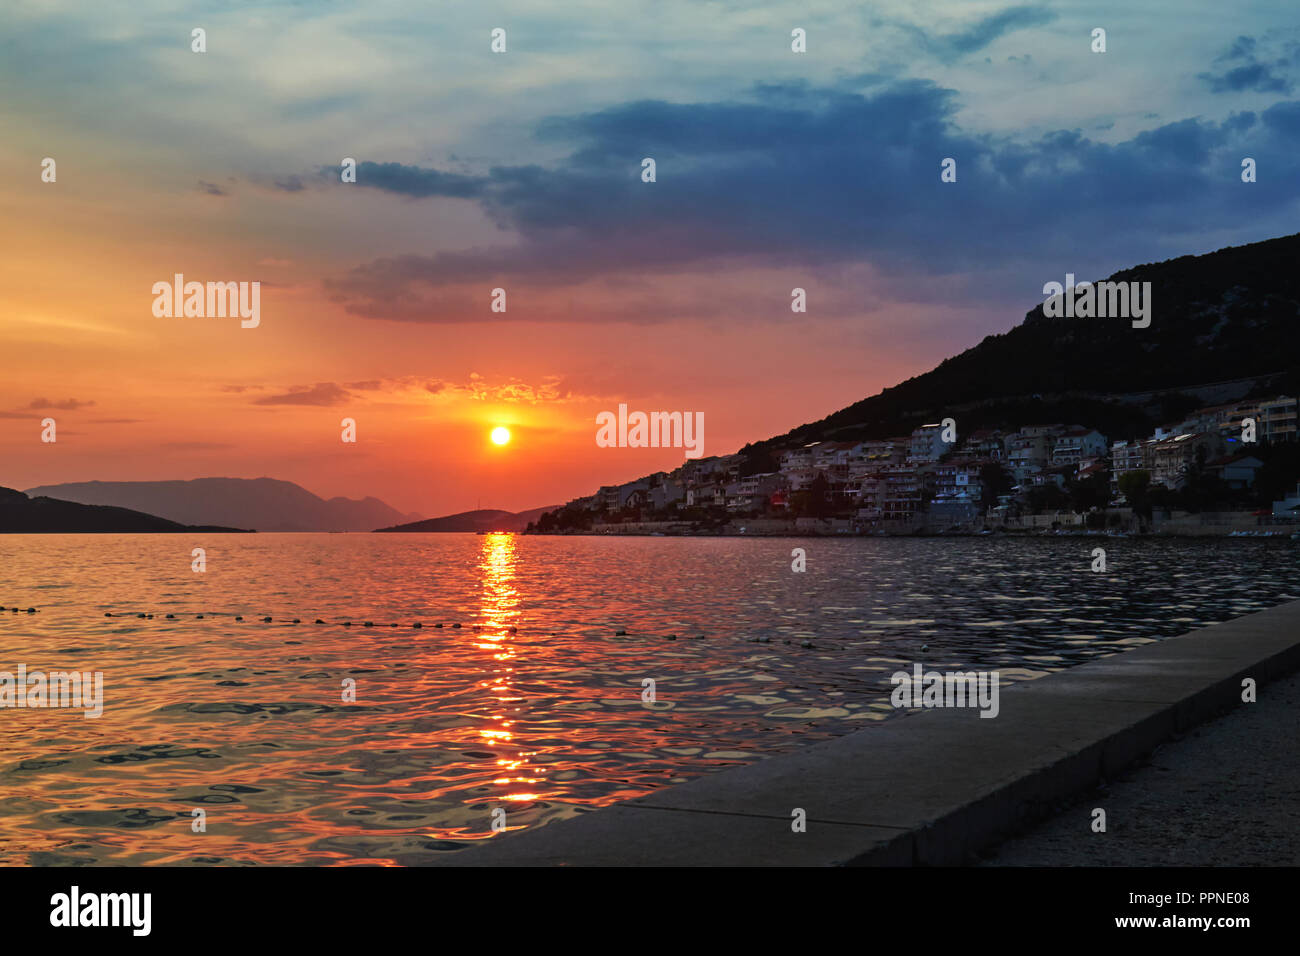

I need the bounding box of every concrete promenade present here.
[438,599,1300,866]
[980,666,1300,865]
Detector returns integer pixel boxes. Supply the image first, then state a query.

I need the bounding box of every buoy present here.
[315,619,325,625]
[615,629,627,636]
[196,614,204,619]
[434,623,443,628]
[451,623,461,629]
[292,618,301,624]
[412,623,423,629]
[166,614,175,619]
[235,616,243,621]
[801,640,814,648]
[363,621,374,628]
[262,616,272,623]
[26,608,36,614]
[666,634,677,640]
[921,644,929,652]
[137,613,146,619]
[104,612,112,617]
[343,621,352,627]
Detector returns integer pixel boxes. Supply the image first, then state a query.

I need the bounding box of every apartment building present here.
[933,459,985,502]
[724,473,785,513]
[1007,425,1063,482]
[1258,396,1298,443]
[880,463,926,520]
[779,444,817,472]
[908,424,951,464]
[1051,428,1108,466]
[1148,432,1225,489]
[961,429,1006,460]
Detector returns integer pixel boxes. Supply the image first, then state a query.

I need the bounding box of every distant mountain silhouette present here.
[375,506,558,533]
[22,478,421,532]
[1,486,251,533]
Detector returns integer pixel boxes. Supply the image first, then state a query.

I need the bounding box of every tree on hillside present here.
[792,473,834,518]
[979,462,1013,513]
[1024,483,1069,514]
[1254,443,1300,507]
[1068,467,1112,512]
[738,446,780,476]
[1119,470,1153,522]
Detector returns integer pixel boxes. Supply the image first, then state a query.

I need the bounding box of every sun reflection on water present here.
[473,533,536,814]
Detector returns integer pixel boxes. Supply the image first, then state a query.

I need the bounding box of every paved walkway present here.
[980,668,1300,866]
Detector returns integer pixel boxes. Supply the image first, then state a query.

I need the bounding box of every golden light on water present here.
[4,533,873,862]
[473,532,542,819]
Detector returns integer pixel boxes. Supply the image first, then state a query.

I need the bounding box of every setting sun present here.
[490,426,511,446]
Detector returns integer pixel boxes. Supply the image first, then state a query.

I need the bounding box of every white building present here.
[1052,428,1108,466]
[724,473,784,512]
[908,424,950,464]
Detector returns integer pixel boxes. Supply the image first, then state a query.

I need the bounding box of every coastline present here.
[524,522,1299,539]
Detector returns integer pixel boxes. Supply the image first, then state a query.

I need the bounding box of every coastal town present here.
[531,394,1300,535]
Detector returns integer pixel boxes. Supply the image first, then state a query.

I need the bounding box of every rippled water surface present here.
[0,533,1296,865]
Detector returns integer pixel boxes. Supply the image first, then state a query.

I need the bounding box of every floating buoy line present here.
[0,604,510,631]
[2,606,840,647]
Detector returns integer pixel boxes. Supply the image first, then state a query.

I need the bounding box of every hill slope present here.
[22,478,420,532]
[747,232,1300,452]
[376,506,558,533]
[0,486,251,533]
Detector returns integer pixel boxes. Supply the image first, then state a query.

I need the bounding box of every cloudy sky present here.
[2,0,1298,515]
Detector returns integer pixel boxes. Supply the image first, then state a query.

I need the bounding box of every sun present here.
[490,426,511,446]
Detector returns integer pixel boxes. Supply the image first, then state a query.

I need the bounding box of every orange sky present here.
[0,144,963,513]
[3,2,1291,516]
